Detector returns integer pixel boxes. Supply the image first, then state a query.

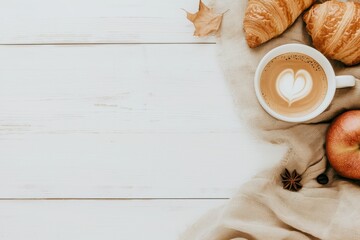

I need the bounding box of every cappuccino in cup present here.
[260,53,328,118]
[254,44,355,122]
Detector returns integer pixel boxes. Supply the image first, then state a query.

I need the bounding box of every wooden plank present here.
[0,0,215,44]
[0,199,225,239]
[0,44,286,198]
[0,44,238,133]
[0,133,284,198]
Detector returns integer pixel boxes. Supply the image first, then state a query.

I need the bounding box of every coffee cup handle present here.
[335,75,356,88]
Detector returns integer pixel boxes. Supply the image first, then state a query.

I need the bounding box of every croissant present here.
[303,1,360,66]
[243,0,315,48]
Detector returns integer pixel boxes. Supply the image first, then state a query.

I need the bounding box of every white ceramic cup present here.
[254,43,356,122]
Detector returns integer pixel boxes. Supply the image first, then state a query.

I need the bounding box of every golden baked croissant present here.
[243,0,315,48]
[304,1,360,66]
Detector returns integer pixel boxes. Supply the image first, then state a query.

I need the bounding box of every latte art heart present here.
[276,68,313,106]
[260,52,328,118]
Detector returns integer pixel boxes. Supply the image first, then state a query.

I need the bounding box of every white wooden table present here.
[0,0,284,239]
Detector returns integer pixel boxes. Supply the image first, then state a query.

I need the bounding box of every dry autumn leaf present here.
[185,0,224,37]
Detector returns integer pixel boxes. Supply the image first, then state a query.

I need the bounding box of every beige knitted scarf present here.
[180,0,360,239]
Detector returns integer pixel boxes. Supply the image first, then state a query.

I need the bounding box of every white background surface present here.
[0,0,283,238]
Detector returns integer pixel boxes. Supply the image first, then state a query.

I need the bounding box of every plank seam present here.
[0,42,216,46]
[0,198,229,201]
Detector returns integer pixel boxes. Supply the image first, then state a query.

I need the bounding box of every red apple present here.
[326,110,360,179]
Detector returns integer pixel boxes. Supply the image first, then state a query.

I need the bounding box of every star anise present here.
[280,168,302,192]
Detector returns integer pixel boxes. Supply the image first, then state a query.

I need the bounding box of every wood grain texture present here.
[0,0,215,44]
[0,0,261,237]
[0,44,286,198]
[0,199,225,239]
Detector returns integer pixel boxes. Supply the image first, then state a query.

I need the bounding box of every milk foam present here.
[260,52,327,118]
[275,68,313,106]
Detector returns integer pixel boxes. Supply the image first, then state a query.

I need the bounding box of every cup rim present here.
[254,43,336,123]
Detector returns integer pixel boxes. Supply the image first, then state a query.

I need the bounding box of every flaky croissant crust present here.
[304,1,360,66]
[244,0,315,48]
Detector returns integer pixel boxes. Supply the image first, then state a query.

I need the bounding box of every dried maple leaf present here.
[185,0,224,37]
